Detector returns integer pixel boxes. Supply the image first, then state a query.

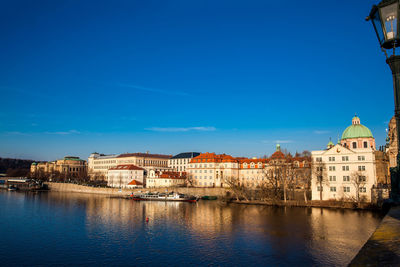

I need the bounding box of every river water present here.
[0,191,384,266]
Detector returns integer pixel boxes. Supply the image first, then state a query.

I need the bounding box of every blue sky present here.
[0,0,394,161]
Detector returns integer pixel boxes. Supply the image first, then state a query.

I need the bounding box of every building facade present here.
[107,165,145,188]
[187,148,310,188]
[31,156,87,177]
[386,116,398,168]
[311,116,378,202]
[146,171,186,188]
[88,152,172,179]
[168,152,200,173]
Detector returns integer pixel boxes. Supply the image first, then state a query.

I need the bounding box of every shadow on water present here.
[0,191,385,266]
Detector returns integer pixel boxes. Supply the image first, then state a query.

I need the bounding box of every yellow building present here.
[31,156,87,177]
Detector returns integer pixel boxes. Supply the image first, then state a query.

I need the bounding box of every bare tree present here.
[185,173,195,187]
[350,171,367,203]
[261,165,283,201]
[312,161,328,201]
[223,175,250,201]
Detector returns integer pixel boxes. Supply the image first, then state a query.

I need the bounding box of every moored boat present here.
[130,192,199,203]
[201,196,218,200]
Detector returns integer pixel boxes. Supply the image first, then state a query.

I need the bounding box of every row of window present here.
[317,186,367,193]
[329,175,366,182]
[327,166,366,171]
[323,156,366,162]
[190,163,236,168]
[169,158,191,164]
[343,141,369,149]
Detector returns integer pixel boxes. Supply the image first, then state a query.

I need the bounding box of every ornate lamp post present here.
[367,0,400,201]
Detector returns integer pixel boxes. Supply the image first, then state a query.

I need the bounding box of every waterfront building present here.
[187,149,310,188]
[168,152,200,173]
[30,156,87,177]
[146,171,186,188]
[187,153,240,188]
[311,116,383,202]
[107,165,145,188]
[88,152,172,179]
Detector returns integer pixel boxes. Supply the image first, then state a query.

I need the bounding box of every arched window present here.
[363,141,368,148]
[352,142,357,149]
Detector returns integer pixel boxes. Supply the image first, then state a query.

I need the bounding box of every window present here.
[359,176,366,182]
[330,187,336,192]
[316,157,322,162]
[342,156,349,161]
[358,166,366,171]
[352,142,357,149]
[316,166,323,172]
[329,157,335,162]
[329,176,336,181]
[329,166,336,171]
[342,166,349,171]
[343,176,350,182]
[317,186,323,191]
[359,187,367,193]
[358,156,365,161]
[344,186,350,192]
[363,141,368,148]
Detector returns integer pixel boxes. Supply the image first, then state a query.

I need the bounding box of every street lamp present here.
[367,0,400,201]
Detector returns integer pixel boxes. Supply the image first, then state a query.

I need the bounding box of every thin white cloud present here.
[313,130,331,135]
[3,131,31,136]
[146,126,216,132]
[118,83,189,97]
[45,130,81,135]
[275,140,293,144]
[262,139,293,144]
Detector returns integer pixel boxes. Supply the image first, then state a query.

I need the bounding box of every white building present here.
[146,171,186,188]
[88,152,172,179]
[168,152,200,173]
[107,165,145,188]
[188,148,310,188]
[187,153,239,188]
[311,116,378,202]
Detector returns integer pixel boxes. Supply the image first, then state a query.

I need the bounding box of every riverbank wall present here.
[46,182,382,210]
[46,182,228,197]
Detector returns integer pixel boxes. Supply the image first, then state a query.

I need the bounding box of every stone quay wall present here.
[46,182,229,197]
[349,206,400,266]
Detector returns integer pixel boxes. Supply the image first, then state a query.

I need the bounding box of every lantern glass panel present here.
[381,3,398,41]
[372,10,385,45]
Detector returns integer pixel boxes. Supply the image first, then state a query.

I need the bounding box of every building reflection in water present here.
[32,192,383,266]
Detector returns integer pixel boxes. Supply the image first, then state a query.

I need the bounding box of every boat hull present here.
[130,197,197,203]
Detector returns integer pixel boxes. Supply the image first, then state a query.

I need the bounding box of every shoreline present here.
[45,182,386,211]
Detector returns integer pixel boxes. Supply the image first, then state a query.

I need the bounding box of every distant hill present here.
[0,157,36,176]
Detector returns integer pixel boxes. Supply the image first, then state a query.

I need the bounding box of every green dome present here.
[341,116,373,140]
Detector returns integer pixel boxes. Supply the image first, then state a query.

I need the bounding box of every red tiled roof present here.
[270,151,286,160]
[109,165,145,171]
[117,153,172,159]
[128,180,143,185]
[158,171,186,179]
